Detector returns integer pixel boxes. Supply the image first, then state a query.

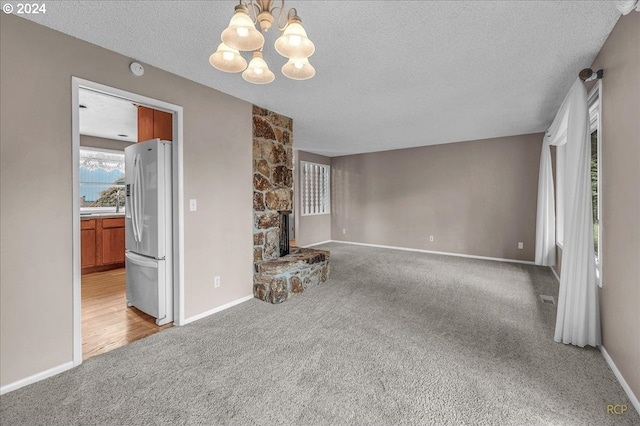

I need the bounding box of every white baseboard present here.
[301,240,332,248]
[0,361,74,395]
[600,345,640,415]
[330,240,535,265]
[550,265,561,283]
[182,294,253,325]
[0,294,253,395]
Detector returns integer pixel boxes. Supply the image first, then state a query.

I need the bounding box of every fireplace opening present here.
[278,210,292,257]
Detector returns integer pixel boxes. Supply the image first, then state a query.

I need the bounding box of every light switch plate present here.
[189,199,197,212]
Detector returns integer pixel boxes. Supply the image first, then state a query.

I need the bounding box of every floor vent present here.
[539,294,556,305]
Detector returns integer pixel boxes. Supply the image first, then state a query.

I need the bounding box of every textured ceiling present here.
[19,1,620,156]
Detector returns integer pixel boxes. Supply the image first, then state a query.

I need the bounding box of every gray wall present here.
[80,135,133,151]
[1,15,253,387]
[331,134,543,261]
[294,151,332,247]
[588,12,640,400]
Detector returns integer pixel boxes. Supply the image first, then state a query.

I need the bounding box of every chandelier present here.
[209,0,315,84]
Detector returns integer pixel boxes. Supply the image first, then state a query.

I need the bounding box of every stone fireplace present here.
[252,106,293,262]
[278,210,291,257]
[252,105,330,304]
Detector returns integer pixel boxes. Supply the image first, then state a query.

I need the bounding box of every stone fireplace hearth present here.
[254,247,330,304]
[252,105,330,303]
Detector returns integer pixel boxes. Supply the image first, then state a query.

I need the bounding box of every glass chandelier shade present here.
[274,17,315,59]
[221,5,265,52]
[210,1,316,83]
[281,57,315,80]
[242,51,275,84]
[209,43,248,73]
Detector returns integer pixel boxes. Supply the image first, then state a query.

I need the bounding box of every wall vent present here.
[539,294,556,305]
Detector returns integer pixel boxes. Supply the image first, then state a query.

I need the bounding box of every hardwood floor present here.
[82,268,171,360]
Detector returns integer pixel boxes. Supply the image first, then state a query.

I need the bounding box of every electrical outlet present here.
[342,228,346,235]
[214,276,220,288]
[429,235,434,242]
[518,242,524,250]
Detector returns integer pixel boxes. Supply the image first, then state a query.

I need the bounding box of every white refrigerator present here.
[124,139,173,326]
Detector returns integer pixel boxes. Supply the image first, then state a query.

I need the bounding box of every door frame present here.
[71,77,185,366]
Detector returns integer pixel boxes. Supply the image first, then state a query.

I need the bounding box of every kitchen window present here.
[301,161,330,216]
[79,148,125,213]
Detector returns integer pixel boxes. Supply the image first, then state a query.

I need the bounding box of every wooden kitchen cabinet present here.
[81,216,125,274]
[137,106,154,142]
[102,219,125,265]
[153,109,173,141]
[138,105,172,141]
[81,219,97,268]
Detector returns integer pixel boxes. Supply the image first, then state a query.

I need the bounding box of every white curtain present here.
[616,0,640,15]
[534,79,601,347]
[534,141,556,266]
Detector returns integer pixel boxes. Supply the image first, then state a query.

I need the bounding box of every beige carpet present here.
[1,243,638,425]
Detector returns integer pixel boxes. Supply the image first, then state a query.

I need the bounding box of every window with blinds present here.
[301,161,330,216]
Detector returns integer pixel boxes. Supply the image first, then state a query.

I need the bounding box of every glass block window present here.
[301,161,330,216]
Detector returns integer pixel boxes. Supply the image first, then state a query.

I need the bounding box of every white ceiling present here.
[20,1,620,157]
[79,89,138,143]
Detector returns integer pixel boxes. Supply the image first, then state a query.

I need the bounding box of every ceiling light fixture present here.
[209,0,315,84]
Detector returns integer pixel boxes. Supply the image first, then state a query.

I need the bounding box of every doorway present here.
[72,78,185,366]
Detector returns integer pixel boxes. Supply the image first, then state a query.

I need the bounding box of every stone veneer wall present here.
[252,105,293,263]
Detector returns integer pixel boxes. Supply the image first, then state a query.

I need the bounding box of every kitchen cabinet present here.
[102,219,125,265]
[153,109,173,141]
[81,219,97,268]
[138,106,154,142]
[137,105,172,141]
[81,216,125,274]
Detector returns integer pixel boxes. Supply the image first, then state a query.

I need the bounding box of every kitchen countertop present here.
[81,213,125,219]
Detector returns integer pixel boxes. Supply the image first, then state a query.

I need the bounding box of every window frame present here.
[300,161,330,216]
[588,80,602,287]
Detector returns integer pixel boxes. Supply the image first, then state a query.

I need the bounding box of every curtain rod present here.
[579,68,603,82]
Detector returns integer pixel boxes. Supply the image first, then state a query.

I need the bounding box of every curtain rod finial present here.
[579,68,604,82]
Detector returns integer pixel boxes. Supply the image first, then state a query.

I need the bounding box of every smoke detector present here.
[129,62,144,77]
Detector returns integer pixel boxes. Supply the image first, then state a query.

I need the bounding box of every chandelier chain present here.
[244,0,293,32]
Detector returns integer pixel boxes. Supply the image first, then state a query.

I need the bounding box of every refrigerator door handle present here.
[131,154,138,242]
[131,153,143,243]
[125,252,158,268]
[135,152,144,242]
